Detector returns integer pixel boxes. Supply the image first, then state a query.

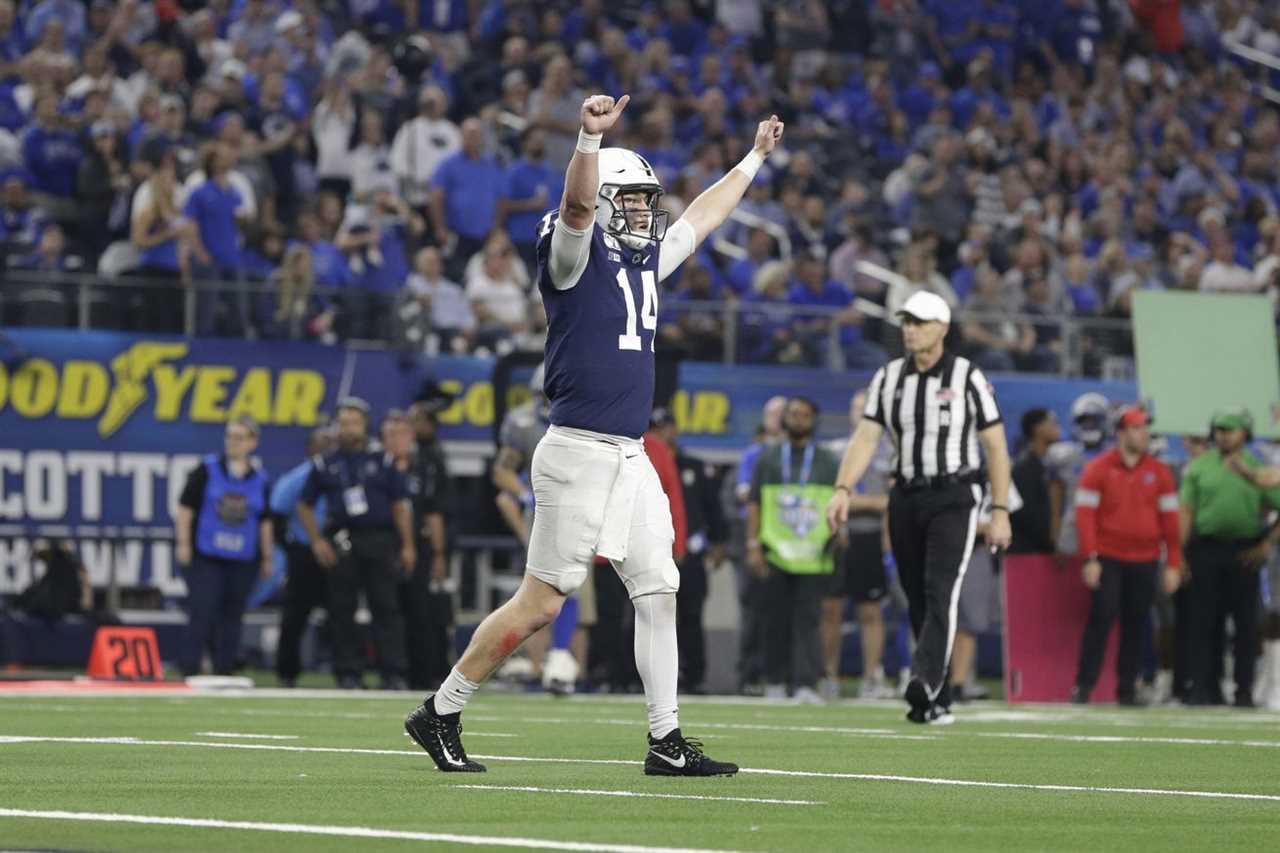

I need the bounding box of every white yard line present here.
[4,735,1279,804]
[195,732,301,740]
[0,807,746,853]
[974,731,1280,749]
[451,785,824,806]
[466,715,939,742]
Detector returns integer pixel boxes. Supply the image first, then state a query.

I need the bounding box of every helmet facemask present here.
[599,184,669,250]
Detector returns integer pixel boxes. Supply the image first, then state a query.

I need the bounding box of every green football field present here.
[1,688,1278,852]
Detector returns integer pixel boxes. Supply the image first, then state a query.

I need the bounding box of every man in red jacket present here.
[1071,405,1182,705]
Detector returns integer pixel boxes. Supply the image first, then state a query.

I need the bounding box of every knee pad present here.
[527,565,588,596]
[620,557,681,600]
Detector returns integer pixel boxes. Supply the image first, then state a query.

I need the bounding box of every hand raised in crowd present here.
[580,94,630,135]
[1082,558,1102,590]
[312,538,338,570]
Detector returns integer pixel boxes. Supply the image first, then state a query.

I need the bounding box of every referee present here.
[826,291,1012,724]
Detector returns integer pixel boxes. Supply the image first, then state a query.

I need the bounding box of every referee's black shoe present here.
[905,678,954,726]
[404,696,486,772]
[644,729,739,777]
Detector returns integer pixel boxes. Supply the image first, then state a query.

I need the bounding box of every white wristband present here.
[576,129,603,154]
[735,150,765,180]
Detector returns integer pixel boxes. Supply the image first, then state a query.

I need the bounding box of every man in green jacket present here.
[746,396,841,703]
[1180,409,1280,707]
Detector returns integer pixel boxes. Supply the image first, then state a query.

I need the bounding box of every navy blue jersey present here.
[536,212,662,439]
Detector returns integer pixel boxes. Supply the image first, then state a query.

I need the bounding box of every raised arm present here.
[559,94,630,230]
[546,94,630,289]
[678,116,783,247]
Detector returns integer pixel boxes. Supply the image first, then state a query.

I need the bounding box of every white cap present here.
[897,291,951,324]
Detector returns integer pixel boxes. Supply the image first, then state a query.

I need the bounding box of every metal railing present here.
[0,268,1137,376]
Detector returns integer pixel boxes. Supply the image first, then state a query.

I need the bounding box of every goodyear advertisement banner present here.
[0,330,1136,596]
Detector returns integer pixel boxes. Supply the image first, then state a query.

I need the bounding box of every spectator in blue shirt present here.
[185,143,245,277]
[295,209,351,287]
[726,228,776,297]
[501,129,562,273]
[0,170,48,253]
[24,0,86,56]
[21,92,82,199]
[792,253,885,368]
[185,142,248,336]
[430,117,504,280]
[0,0,26,65]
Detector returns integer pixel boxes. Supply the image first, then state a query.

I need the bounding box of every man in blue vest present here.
[175,415,274,677]
[271,427,333,688]
[298,397,417,690]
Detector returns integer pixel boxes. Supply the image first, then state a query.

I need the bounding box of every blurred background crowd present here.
[2,1,1280,375]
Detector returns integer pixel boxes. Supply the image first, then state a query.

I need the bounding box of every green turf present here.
[1,691,1277,851]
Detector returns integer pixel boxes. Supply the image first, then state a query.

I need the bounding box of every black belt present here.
[897,471,979,493]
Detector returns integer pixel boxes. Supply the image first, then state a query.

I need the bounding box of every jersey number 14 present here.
[617,269,658,352]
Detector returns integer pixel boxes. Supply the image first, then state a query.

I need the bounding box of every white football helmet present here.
[1070,392,1109,449]
[596,147,669,250]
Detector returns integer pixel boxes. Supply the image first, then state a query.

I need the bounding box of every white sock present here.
[634,593,680,739]
[433,667,479,716]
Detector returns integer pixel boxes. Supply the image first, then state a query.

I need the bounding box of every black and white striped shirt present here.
[863,353,1002,481]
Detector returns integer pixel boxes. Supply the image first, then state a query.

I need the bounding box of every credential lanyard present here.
[780,443,815,487]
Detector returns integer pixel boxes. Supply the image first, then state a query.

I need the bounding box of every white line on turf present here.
[195,732,301,740]
[451,785,825,806]
[973,732,1280,749]
[466,715,940,741]
[0,808,747,853]
[4,736,1279,804]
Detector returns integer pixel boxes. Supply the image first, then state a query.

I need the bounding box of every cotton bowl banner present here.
[0,330,1139,598]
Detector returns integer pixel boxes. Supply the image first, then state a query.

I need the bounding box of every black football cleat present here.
[644,729,739,777]
[404,697,487,772]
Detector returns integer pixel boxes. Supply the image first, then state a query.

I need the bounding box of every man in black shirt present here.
[402,401,454,689]
[1010,408,1064,554]
[298,398,416,690]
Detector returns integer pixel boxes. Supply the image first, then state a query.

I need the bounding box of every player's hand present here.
[987,510,1011,553]
[826,489,851,533]
[401,543,418,577]
[312,539,338,570]
[1161,565,1183,595]
[1239,542,1270,571]
[1082,558,1102,590]
[580,94,630,135]
[752,114,784,157]
[746,542,767,578]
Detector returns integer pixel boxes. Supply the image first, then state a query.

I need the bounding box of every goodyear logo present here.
[0,342,326,436]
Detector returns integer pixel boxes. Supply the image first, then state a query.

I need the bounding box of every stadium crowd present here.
[1,1,1280,373]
